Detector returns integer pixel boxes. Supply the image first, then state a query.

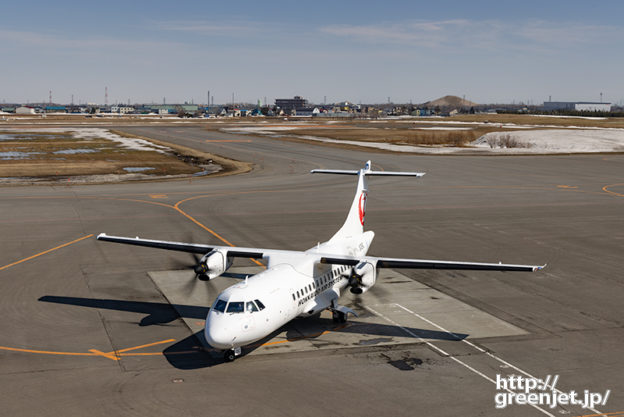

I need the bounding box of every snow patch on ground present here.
[0,127,171,153]
[473,129,624,153]
[269,129,624,154]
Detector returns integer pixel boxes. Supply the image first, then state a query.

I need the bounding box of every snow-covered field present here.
[222,125,624,154]
[472,130,624,153]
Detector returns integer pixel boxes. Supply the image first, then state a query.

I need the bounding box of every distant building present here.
[119,106,134,114]
[293,107,320,116]
[45,106,67,113]
[16,106,36,114]
[543,101,612,112]
[275,96,307,112]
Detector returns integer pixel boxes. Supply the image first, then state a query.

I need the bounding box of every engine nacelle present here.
[350,261,376,294]
[197,249,233,279]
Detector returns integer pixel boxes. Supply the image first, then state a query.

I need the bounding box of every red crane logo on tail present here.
[358,191,367,226]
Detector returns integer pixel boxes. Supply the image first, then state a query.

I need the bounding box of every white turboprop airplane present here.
[97,161,544,362]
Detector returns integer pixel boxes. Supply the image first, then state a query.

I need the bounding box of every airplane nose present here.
[204,318,234,350]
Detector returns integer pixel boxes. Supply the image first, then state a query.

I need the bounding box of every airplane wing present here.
[320,255,544,272]
[98,234,544,272]
[96,233,265,258]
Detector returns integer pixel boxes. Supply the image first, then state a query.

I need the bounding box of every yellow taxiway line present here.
[0,234,93,272]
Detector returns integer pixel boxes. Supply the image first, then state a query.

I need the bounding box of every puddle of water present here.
[123,167,154,172]
[0,133,62,141]
[0,151,42,160]
[53,149,97,154]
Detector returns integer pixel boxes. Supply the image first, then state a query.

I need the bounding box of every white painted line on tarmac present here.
[394,303,603,416]
[364,305,556,417]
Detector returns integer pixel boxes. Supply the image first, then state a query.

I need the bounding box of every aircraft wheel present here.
[332,311,347,323]
[224,349,236,362]
[338,311,347,323]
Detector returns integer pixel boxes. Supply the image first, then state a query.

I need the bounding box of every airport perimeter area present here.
[0,125,622,417]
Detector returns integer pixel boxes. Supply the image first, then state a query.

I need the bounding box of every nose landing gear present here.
[223,347,242,362]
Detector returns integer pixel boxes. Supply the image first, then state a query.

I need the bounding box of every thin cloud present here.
[157,20,276,37]
[319,19,621,51]
[516,20,623,46]
[320,19,483,46]
[0,29,181,51]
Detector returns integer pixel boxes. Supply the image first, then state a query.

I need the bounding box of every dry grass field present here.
[0,130,203,179]
[202,114,624,146]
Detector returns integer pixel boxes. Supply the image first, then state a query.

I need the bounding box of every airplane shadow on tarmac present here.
[38,295,467,369]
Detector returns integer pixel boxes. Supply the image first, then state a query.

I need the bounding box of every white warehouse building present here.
[543,101,612,112]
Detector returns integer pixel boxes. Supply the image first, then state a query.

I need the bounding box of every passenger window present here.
[226,301,244,313]
[213,299,227,313]
[292,294,295,300]
[255,299,265,310]
[246,301,259,312]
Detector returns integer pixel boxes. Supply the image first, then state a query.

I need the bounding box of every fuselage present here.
[204,231,374,350]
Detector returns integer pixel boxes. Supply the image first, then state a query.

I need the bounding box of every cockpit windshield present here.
[213,299,227,313]
[213,298,266,314]
[226,301,244,313]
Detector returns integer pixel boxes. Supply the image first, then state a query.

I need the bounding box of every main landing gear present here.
[223,347,242,362]
[332,310,347,323]
[329,300,357,324]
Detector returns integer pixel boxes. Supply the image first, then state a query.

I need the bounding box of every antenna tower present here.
[105,87,108,106]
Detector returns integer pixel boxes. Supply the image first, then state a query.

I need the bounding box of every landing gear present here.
[223,347,242,362]
[332,310,347,323]
[224,350,236,362]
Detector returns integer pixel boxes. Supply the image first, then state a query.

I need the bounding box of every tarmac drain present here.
[172,378,184,383]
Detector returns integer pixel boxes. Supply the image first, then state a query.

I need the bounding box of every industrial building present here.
[275,96,307,112]
[543,101,612,112]
[15,106,36,114]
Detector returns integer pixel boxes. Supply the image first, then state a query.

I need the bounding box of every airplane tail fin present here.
[311,161,424,240]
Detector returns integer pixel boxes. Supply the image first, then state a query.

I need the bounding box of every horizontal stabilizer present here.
[310,169,359,175]
[311,169,425,177]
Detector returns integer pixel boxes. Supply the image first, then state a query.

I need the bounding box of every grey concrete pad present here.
[149,266,526,357]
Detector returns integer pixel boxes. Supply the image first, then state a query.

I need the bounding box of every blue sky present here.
[1,1,623,105]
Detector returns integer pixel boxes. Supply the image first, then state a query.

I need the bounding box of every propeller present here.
[166,233,216,298]
[343,264,390,297]
[344,268,364,294]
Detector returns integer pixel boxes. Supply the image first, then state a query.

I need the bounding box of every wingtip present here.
[96,233,106,240]
[533,263,547,272]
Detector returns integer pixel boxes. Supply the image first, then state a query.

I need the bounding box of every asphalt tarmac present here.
[0,125,622,416]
